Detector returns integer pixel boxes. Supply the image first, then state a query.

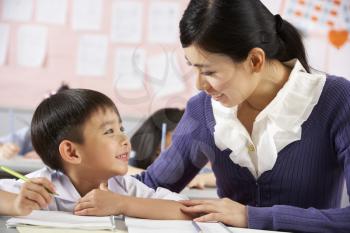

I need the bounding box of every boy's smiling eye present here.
[104,128,114,134]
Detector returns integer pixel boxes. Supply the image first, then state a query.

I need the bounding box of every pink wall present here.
[0,0,349,118]
[0,0,195,118]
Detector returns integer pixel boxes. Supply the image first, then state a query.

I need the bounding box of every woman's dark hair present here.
[31,89,120,171]
[179,0,310,72]
[130,108,184,169]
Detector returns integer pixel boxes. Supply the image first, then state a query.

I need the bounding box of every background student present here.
[0,83,70,160]
[128,108,216,189]
[0,89,192,221]
[136,0,350,232]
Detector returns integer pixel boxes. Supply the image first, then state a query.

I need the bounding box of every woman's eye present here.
[104,129,114,134]
[120,126,125,132]
[201,71,216,77]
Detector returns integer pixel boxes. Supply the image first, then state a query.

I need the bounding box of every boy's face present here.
[77,107,131,179]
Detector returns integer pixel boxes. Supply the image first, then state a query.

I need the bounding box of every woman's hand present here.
[74,183,126,216]
[180,198,248,228]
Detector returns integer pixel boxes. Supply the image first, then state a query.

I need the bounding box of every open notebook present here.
[125,217,233,233]
[6,210,124,230]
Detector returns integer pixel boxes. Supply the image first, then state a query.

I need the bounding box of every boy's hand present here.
[74,183,126,216]
[0,143,20,159]
[13,178,55,216]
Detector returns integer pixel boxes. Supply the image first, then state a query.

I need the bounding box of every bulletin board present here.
[0,0,195,118]
[0,0,349,118]
[262,0,350,79]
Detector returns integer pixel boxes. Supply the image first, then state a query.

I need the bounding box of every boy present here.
[0,89,191,220]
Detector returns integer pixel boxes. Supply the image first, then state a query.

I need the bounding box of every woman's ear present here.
[58,140,82,165]
[247,47,265,73]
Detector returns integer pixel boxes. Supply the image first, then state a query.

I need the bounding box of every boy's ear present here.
[58,140,82,164]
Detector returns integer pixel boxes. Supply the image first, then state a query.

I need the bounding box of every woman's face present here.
[184,45,260,108]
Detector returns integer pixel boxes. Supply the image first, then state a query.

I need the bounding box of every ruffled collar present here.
[212,60,326,178]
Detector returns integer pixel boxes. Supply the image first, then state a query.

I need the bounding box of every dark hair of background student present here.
[129,108,184,169]
[31,89,120,171]
[179,0,310,72]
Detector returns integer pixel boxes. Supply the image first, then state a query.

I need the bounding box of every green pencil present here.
[0,165,58,196]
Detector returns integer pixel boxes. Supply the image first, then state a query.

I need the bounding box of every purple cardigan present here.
[136,75,350,232]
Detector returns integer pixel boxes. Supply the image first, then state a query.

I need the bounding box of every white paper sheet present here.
[328,42,350,79]
[260,0,282,14]
[113,48,146,90]
[1,0,33,22]
[7,210,114,230]
[111,1,143,43]
[76,35,108,76]
[147,1,179,44]
[282,0,343,32]
[72,0,103,31]
[0,24,10,65]
[303,35,328,72]
[17,225,125,233]
[17,25,47,67]
[125,217,233,233]
[36,0,67,25]
[148,53,186,97]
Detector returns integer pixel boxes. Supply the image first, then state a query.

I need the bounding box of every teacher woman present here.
[136,0,350,232]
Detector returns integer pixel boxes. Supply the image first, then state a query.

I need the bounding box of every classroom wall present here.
[0,0,196,119]
[0,0,349,121]
[0,0,349,207]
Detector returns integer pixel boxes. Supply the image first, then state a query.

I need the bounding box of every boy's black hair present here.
[31,89,120,171]
[129,108,184,169]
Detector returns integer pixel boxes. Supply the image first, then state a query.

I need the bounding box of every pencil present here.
[160,123,167,152]
[0,165,58,195]
[192,221,203,233]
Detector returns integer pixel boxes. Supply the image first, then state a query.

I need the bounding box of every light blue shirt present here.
[0,127,33,155]
[0,167,187,212]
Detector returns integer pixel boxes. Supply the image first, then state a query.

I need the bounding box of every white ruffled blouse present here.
[212,59,326,179]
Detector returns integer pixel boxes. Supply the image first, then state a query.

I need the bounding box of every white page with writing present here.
[76,35,108,76]
[16,225,126,233]
[125,217,233,233]
[7,211,114,230]
[72,0,103,31]
[147,1,179,44]
[17,25,47,67]
[111,1,143,43]
[0,24,10,65]
[303,36,328,72]
[113,48,146,90]
[1,0,33,22]
[36,0,67,25]
[329,42,350,78]
[148,53,186,97]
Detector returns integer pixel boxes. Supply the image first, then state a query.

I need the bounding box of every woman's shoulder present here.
[322,75,350,103]
[187,91,209,107]
[179,91,215,136]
